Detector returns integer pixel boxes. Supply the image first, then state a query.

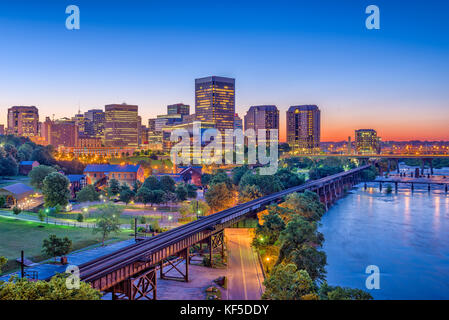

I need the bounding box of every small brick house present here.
[19,161,39,175]
[83,164,145,186]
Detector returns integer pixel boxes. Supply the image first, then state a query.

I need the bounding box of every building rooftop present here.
[66,174,86,183]
[0,183,34,197]
[84,164,141,173]
[19,161,38,166]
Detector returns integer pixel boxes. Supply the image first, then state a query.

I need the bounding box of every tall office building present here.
[104,103,139,149]
[286,105,321,154]
[84,109,105,138]
[234,113,243,131]
[244,105,279,144]
[355,129,381,154]
[167,103,190,116]
[7,106,39,137]
[43,117,79,148]
[195,76,235,134]
[73,112,87,136]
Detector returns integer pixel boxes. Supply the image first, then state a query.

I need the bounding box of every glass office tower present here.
[195,76,235,135]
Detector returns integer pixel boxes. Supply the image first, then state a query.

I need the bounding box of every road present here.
[225,228,264,300]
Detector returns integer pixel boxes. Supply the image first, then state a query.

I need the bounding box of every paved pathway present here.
[0,239,135,281]
[225,228,264,300]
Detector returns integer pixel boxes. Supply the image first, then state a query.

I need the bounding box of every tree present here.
[175,185,188,201]
[149,189,165,206]
[132,180,142,193]
[231,165,250,185]
[42,234,72,262]
[0,256,7,274]
[38,209,46,222]
[281,191,326,222]
[277,216,326,282]
[141,176,161,190]
[119,184,135,205]
[42,172,71,207]
[318,282,373,300]
[185,184,197,199]
[159,175,176,193]
[136,187,152,206]
[0,196,5,208]
[239,172,283,196]
[0,274,102,300]
[29,165,57,190]
[275,168,305,189]
[239,184,262,203]
[179,200,210,219]
[107,179,121,197]
[76,185,99,203]
[201,173,212,187]
[253,210,285,248]
[0,155,18,176]
[93,204,122,246]
[262,263,318,300]
[209,169,233,189]
[205,182,235,213]
[30,146,55,166]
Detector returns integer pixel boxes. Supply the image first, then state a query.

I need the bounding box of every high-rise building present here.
[104,103,139,149]
[286,105,321,154]
[84,109,105,138]
[234,113,243,131]
[355,129,381,154]
[244,105,279,144]
[73,112,87,136]
[43,117,79,148]
[167,103,190,116]
[0,125,5,135]
[195,76,235,134]
[7,106,39,137]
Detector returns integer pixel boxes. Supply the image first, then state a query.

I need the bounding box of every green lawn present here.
[0,216,132,273]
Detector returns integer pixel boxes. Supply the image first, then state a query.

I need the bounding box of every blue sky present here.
[0,0,448,141]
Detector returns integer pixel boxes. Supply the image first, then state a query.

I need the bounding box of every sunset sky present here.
[0,0,448,142]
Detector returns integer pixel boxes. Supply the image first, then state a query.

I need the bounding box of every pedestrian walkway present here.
[0,210,97,228]
[0,239,136,281]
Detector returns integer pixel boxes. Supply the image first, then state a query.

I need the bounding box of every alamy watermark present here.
[65,5,80,30]
[65,265,80,289]
[170,123,279,175]
[365,265,380,290]
[365,5,380,30]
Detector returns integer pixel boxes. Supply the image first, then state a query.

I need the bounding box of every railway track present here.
[77,165,370,282]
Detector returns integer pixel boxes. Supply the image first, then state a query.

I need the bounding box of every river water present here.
[320,182,449,300]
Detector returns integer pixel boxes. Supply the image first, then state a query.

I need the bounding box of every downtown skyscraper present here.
[104,103,139,148]
[7,106,39,137]
[287,105,321,154]
[244,105,279,145]
[195,76,235,134]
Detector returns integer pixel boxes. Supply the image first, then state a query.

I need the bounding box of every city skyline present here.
[0,0,448,141]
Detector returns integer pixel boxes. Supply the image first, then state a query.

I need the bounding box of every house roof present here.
[84,164,141,173]
[66,174,86,183]
[0,183,34,197]
[19,161,38,166]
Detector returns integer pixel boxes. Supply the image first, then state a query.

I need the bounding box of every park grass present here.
[0,216,132,273]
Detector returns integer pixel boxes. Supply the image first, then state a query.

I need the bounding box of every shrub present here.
[12,206,21,215]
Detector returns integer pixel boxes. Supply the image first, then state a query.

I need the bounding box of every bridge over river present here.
[69,164,370,300]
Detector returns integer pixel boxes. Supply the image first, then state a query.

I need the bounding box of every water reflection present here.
[320,184,449,300]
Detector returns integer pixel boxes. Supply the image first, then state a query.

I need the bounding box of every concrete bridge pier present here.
[395,182,398,193]
[445,184,448,193]
[379,181,383,192]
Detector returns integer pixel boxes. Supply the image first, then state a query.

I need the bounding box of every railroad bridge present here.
[77,165,370,300]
